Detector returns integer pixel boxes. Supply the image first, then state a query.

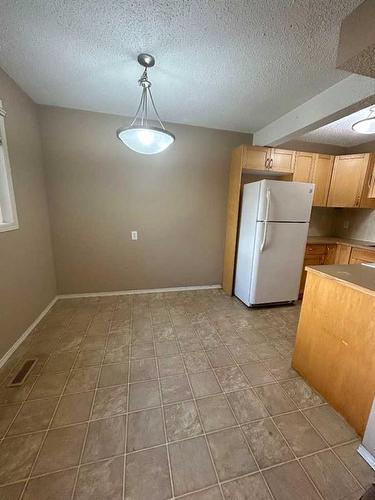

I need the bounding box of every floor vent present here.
[8,359,37,387]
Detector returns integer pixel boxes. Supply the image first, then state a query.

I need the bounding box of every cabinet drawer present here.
[305,244,327,256]
[349,247,375,264]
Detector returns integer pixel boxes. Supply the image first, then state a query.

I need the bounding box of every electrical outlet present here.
[131,231,138,240]
[343,220,350,230]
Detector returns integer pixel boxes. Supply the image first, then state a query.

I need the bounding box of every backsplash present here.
[333,209,375,242]
[308,207,335,236]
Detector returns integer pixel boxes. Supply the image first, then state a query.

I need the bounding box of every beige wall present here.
[39,106,249,294]
[0,69,56,358]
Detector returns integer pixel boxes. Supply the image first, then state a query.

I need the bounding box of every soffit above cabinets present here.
[301,105,375,147]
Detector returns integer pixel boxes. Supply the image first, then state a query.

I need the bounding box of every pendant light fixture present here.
[352,107,375,135]
[117,54,175,154]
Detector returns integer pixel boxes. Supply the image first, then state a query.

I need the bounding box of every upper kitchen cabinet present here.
[269,148,295,173]
[359,154,375,208]
[311,154,334,206]
[241,146,295,174]
[327,153,375,208]
[244,146,270,171]
[293,152,314,182]
[293,152,333,206]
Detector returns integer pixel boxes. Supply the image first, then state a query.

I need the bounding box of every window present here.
[0,103,18,232]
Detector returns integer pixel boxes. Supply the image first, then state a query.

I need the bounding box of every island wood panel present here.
[293,271,375,435]
[222,146,243,294]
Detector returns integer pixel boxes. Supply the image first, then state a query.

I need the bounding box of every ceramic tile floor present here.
[0,290,373,499]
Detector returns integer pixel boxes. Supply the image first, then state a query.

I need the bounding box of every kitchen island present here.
[293,263,375,435]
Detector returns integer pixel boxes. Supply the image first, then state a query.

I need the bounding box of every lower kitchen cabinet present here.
[334,244,352,264]
[299,244,327,296]
[349,247,375,264]
[299,243,375,296]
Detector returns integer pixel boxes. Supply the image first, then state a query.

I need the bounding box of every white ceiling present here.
[300,105,375,146]
[0,0,363,133]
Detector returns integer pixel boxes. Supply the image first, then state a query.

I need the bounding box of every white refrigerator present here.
[234,180,314,307]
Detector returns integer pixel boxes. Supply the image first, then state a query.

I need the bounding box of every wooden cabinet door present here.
[349,248,375,264]
[299,254,325,295]
[359,154,375,208]
[327,154,368,207]
[311,154,334,206]
[369,166,375,198]
[244,146,270,171]
[293,152,314,182]
[335,244,351,264]
[324,244,337,264]
[270,148,295,173]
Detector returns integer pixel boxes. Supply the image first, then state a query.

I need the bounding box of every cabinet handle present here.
[265,158,270,169]
[355,196,360,206]
[269,158,273,169]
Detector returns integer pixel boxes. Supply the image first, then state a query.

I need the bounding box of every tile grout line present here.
[195,316,277,500]
[301,405,365,494]
[170,307,226,500]
[18,303,83,499]
[210,325,326,500]
[0,308,82,445]
[218,317,364,498]
[0,432,363,492]
[122,294,133,500]
[0,292,368,499]
[152,303,175,500]
[69,300,115,500]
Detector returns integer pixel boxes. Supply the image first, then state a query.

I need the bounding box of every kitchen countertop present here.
[306,263,375,296]
[306,236,375,250]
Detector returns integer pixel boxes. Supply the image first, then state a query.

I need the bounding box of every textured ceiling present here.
[301,105,375,146]
[0,0,363,132]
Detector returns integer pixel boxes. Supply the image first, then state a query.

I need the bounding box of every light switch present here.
[131,231,138,240]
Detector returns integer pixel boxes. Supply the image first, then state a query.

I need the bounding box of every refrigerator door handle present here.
[260,188,271,253]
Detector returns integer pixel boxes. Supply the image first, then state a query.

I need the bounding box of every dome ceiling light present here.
[352,107,375,135]
[117,54,175,154]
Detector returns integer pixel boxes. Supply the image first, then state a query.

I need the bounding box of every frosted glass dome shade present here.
[352,117,375,135]
[117,126,175,154]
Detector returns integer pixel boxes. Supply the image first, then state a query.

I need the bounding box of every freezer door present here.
[249,221,309,305]
[257,180,314,222]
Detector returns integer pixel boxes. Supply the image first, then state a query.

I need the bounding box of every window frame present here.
[0,100,19,233]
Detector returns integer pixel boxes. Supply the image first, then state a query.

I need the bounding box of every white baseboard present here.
[0,296,58,369]
[0,285,222,369]
[358,444,375,471]
[57,284,222,299]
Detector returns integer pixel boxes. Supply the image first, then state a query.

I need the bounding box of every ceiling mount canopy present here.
[352,106,375,134]
[117,53,175,155]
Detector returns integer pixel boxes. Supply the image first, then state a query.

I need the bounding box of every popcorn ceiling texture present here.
[0,0,362,133]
